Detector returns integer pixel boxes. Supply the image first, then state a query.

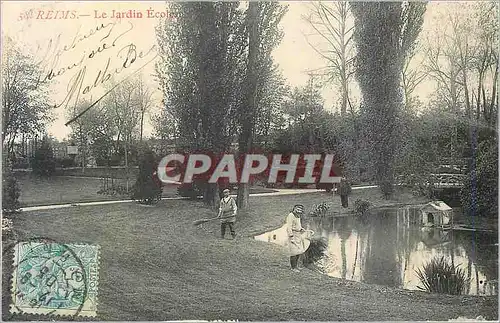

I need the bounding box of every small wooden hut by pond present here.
[419,201,453,228]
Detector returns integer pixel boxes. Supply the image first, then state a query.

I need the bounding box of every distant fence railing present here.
[13,166,139,171]
[431,173,466,188]
[396,173,467,188]
[13,166,140,179]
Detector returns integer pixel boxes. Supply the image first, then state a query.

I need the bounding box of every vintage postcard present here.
[1,1,498,321]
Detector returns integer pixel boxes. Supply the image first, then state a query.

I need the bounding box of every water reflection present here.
[255,206,498,296]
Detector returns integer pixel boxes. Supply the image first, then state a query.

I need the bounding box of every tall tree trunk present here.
[80,126,86,174]
[462,70,472,121]
[124,140,129,193]
[21,133,25,157]
[477,69,484,121]
[140,109,145,142]
[237,2,259,210]
[195,5,219,208]
[339,2,348,116]
[481,86,487,122]
[466,257,472,294]
[341,79,348,116]
[488,61,498,126]
[204,182,219,209]
[450,69,459,159]
[8,135,16,161]
[475,265,479,294]
[351,2,405,199]
[1,129,6,150]
[33,135,38,159]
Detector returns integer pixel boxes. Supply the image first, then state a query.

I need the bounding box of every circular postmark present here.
[8,237,89,319]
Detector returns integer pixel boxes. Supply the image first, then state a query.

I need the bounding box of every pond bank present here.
[245,186,497,236]
[244,186,430,237]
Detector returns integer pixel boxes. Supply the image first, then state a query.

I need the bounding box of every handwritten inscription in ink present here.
[34,19,158,113]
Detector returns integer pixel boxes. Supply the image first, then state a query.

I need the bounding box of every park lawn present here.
[15,174,277,207]
[16,175,131,206]
[2,189,497,321]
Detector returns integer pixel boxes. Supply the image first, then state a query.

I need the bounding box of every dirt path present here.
[19,186,377,212]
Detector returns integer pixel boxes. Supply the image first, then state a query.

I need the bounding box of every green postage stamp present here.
[10,240,100,317]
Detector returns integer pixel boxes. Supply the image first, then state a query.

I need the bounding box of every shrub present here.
[2,217,16,243]
[2,166,21,213]
[55,157,76,168]
[2,218,14,232]
[11,156,30,169]
[177,183,202,199]
[354,199,371,216]
[132,148,162,204]
[303,237,328,266]
[310,202,330,217]
[98,183,130,196]
[415,256,469,295]
[31,139,56,177]
[177,178,209,199]
[460,139,498,218]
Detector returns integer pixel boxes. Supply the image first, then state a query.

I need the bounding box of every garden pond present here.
[255,206,498,296]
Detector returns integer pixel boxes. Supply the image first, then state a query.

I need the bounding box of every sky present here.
[1,1,469,141]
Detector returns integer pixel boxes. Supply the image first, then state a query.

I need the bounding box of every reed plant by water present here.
[415,256,470,295]
[303,237,328,266]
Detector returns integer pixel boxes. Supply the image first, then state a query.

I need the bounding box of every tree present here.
[67,100,91,172]
[132,145,162,204]
[2,36,52,161]
[152,106,177,141]
[237,2,288,209]
[239,2,264,208]
[2,164,21,213]
[283,78,324,125]
[137,76,154,142]
[402,55,426,110]
[31,137,56,177]
[156,2,246,207]
[103,77,145,190]
[350,2,426,198]
[393,106,459,192]
[335,111,365,182]
[252,65,289,148]
[304,2,356,115]
[151,104,178,156]
[274,83,329,153]
[424,18,463,158]
[472,1,498,127]
[67,100,117,168]
[460,139,498,218]
[423,2,498,161]
[401,18,426,111]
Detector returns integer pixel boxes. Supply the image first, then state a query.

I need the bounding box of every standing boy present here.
[218,188,238,239]
[338,177,352,208]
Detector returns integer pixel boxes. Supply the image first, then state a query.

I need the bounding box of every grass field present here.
[15,175,277,207]
[2,189,497,321]
[16,175,135,206]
